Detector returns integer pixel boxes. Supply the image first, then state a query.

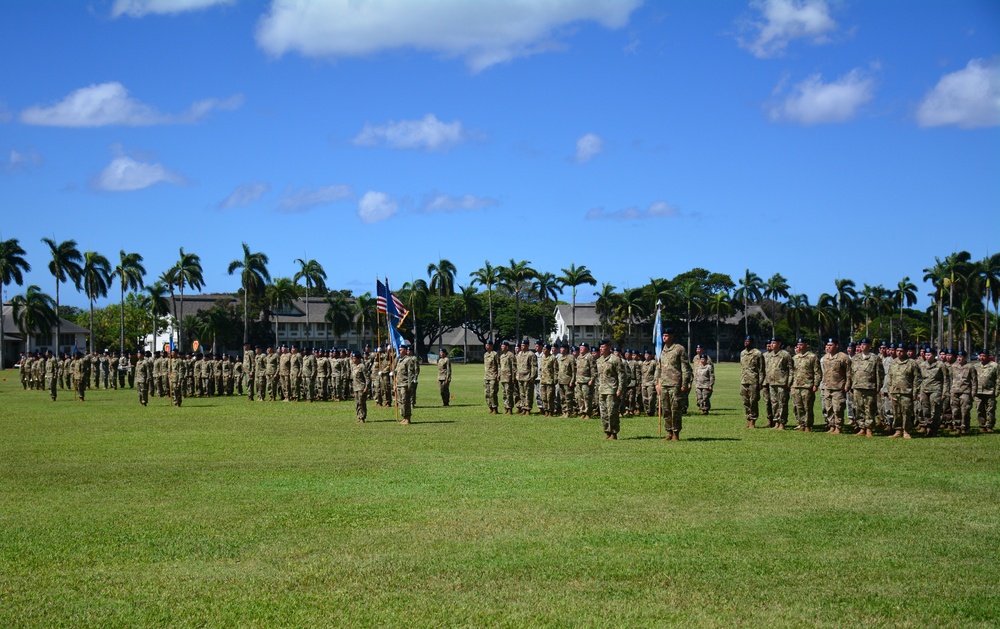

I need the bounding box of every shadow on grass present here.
[683,437,741,442]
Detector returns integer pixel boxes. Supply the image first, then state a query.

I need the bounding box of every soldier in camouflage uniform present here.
[168,349,184,407]
[135,351,152,406]
[655,329,693,440]
[254,347,268,402]
[949,350,977,435]
[740,336,765,428]
[266,346,280,401]
[302,348,317,401]
[289,346,303,402]
[886,344,919,438]
[820,339,852,434]
[498,341,516,414]
[482,341,499,413]
[539,344,557,416]
[395,344,418,424]
[791,339,820,430]
[973,350,997,432]
[764,338,793,429]
[43,350,58,401]
[576,342,596,418]
[596,339,625,439]
[693,354,714,414]
[917,349,947,436]
[515,340,538,415]
[641,349,657,416]
[351,351,370,422]
[243,344,255,401]
[557,344,576,418]
[850,338,884,437]
[437,348,452,407]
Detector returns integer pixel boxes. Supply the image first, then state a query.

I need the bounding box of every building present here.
[1,302,90,367]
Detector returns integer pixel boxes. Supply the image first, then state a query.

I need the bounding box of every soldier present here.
[437,348,452,406]
[302,348,317,402]
[72,351,88,401]
[640,349,657,416]
[539,344,557,416]
[886,344,920,438]
[576,342,596,419]
[790,339,821,431]
[596,339,625,439]
[278,346,291,401]
[222,354,235,396]
[380,346,396,406]
[879,342,895,428]
[763,338,793,429]
[43,349,57,401]
[655,329,693,440]
[949,350,977,435]
[395,343,418,424]
[973,350,997,433]
[694,353,715,414]
[197,354,209,397]
[135,351,151,406]
[557,344,576,418]
[850,338,885,437]
[254,346,267,402]
[483,340,500,414]
[266,346,280,401]
[820,339,852,434]
[740,336,765,428]
[515,340,537,415]
[289,346,303,402]
[917,348,947,436]
[498,341,516,414]
[168,349,185,407]
[351,351,370,422]
[625,349,640,416]
[242,343,255,401]
[119,351,130,389]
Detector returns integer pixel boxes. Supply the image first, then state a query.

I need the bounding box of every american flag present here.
[376,279,408,317]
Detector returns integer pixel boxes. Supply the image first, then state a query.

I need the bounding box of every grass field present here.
[1,362,998,627]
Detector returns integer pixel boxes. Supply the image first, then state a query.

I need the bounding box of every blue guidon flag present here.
[653,305,662,357]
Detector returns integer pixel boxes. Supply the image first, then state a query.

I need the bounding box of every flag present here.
[653,305,663,357]
[376,279,409,317]
[384,282,406,352]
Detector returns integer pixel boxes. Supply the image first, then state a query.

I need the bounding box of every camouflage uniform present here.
[949,359,978,432]
[483,347,499,413]
[395,349,418,422]
[655,343,692,437]
[499,346,516,414]
[887,355,920,436]
[740,347,765,425]
[693,359,715,413]
[820,351,852,431]
[641,354,657,416]
[764,347,793,427]
[437,352,452,406]
[515,346,538,414]
[352,356,370,422]
[791,350,821,429]
[557,350,576,418]
[974,359,998,431]
[575,348,596,418]
[918,358,947,434]
[539,350,557,416]
[596,351,625,438]
[850,351,885,432]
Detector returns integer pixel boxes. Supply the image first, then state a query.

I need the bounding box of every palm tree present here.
[953,297,983,353]
[228,243,270,345]
[469,260,501,342]
[734,269,763,335]
[399,279,428,354]
[533,271,562,341]
[165,248,205,353]
[325,291,354,343]
[595,283,619,338]
[427,258,457,350]
[41,238,83,353]
[619,287,645,344]
[785,293,811,342]
[458,285,481,361]
[0,238,31,368]
[195,306,233,354]
[978,253,1000,351]
[941,251,974,349]
[81,251,112,351]
[922,259,948,348]
[708,291,733,362]
[111,250,146,352]
[763,273,789,337]
[894,277,918,343]
[860,284,882,339]
[678,279,705,355]
[499,259,536,342]
[353,292,376,347]
[557,263,597,345]
[833,278,858,343]
[145,281,171,352]
[266,277,298,347]
[11,285,58,353]
[293,258,326,345]
[815,293,838,340]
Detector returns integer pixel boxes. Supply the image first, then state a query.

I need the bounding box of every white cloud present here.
[358,191,398,224]
[353,114,468,151]
[277,184,352,213]
[94,156,185,191]
[767,69,874,125]
[218,182,270,209]
[574,132,604,163]
[111,0,234,18]
[916,58,1000,129]
[739,0,836,59]
[586,201,680,220]
[3,148,43,171]
[256,0,641,72]
[421,192,498,213]
[20,82,243,127]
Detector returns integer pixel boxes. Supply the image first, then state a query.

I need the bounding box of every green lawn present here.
[2,363,998,627]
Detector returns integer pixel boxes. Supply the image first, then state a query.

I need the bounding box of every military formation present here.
[740,335,999,438]
[17,348,138,402]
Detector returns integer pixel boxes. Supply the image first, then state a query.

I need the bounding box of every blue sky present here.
[2,0,998,310]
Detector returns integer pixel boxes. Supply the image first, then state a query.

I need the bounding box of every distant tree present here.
[164,248,205,352]
[499,259,536,342]
[557,263,596,345]
[784,293,811,342]
[427,258,457,350]
[294,258,326,345]
[595,283,619,338]
[324,291,354,340]
[11,285,58,353]
[678,279,706,355]
[229,243,270,345]
[266,277,298,348]
[353,292,376,347]
[41,238,83,354]
[470,260,501,342]
[734,269,763,335]
[81,251,112,351]
[532,271,562,340]
[708,291,733,361]
[144,282,171,352]
[0,238,31,368]
[763,273,789,338]
[111,250,146,353]
[833,278,858,343]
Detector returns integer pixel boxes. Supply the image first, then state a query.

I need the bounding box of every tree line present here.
[2,237,998,367]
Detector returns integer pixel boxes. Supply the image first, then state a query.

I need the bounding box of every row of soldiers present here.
[740,335,999,438]
[480,339,716,419]
[18,349,136,392]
